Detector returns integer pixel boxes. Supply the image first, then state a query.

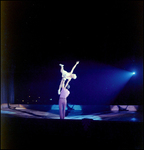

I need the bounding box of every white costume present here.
[61,70,71,80]
[58,62,79,95]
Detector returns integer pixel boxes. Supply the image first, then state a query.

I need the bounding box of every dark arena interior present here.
[1,1,143,149]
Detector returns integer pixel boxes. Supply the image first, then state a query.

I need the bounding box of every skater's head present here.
[66,84,70,89]
[72,74,77,79]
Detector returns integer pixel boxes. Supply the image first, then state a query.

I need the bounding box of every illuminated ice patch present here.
[51,105,82,110]
[131,118,137,121]
[66,115,102,120]
[1,110,16,114]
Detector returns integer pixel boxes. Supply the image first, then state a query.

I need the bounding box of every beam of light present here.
[132,72,135,75]
[70,61,135,105]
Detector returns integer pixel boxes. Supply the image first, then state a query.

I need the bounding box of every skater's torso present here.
[60,88,70,99]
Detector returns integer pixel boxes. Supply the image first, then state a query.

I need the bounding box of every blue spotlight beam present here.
[68,62,135,105]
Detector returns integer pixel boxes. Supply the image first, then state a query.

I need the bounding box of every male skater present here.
[59,80,70,119]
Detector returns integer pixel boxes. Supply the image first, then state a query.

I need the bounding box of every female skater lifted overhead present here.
[58,61,79,95]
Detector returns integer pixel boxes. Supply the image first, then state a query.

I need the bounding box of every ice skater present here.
[59,79,70,119]
[58,61,79,95]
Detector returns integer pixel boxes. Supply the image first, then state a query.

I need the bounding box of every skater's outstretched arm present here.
[58,78,65,94]
[61,79,65,88]
[70,61,79,74]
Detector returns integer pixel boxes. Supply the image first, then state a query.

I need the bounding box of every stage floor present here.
[1,104,143,149]
[1,104,143,122]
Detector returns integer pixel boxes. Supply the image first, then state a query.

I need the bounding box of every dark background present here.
[2,1,143,105]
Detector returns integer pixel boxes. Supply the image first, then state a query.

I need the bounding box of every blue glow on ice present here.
[51,105,59,110]
[51,105,82,110]
[65,115,102,120]
[1,110,16,114]
[131,118,137,121]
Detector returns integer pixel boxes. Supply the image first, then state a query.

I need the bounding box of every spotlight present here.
[132,72,135,75]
